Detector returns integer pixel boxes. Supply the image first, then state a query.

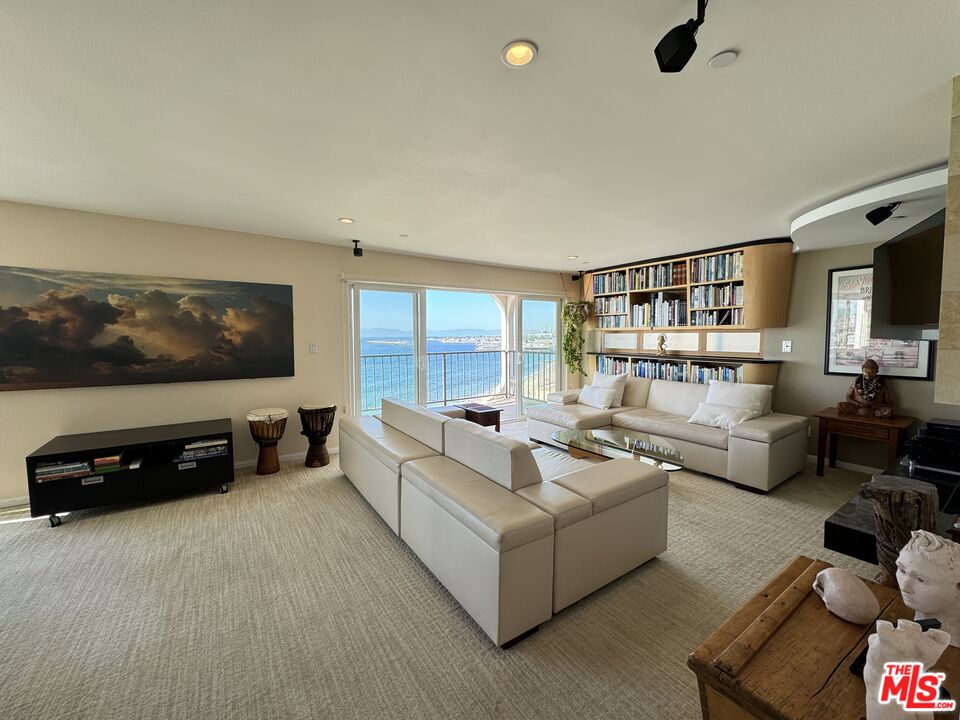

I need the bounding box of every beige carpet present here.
[0,440,873,720]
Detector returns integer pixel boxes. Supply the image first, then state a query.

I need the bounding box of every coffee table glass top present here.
[551,427,684,470]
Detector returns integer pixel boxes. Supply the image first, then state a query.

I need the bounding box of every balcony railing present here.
[358,350,557,415]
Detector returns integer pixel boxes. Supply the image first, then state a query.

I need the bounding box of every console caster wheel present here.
[219,483,229,494]
[49,514,62,527]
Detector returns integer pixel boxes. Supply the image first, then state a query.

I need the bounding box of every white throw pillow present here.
[688,402,759,431]
[591,372,629,408]
[578,384,618,410]
[705,380,773,415]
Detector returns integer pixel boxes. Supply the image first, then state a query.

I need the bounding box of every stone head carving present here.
[896,530,960,648]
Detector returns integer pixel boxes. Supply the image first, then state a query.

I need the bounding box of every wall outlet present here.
[308,342,319,354]
[781,340,793,353]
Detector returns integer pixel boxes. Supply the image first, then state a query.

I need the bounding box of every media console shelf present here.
[27,418,234,526]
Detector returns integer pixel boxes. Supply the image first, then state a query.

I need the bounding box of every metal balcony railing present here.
[358,350,557,415]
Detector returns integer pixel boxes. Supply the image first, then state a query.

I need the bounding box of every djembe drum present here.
[246,407,288,475]
[298,404,337,468]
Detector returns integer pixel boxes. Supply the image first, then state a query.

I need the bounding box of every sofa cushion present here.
[578,384,618,410]
[622,376,652,408]
[380,398,449,453]
[729,413,810,443]
[443,419,542,491]
[546,389,582,405]
[516,482,592,530]
[592,372,628,407]
[552,459,667,514]
[612,408,730,450]
[688,401,760,430]
[645,379,709,417]
[705,381,773,416]
[532,446,595,480]
[339,415,439,472]
[402,456,554,552]
[526,403,632,430]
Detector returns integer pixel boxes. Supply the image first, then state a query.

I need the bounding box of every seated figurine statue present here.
[838,359,893,418]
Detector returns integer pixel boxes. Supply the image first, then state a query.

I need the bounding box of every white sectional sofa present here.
[527,377,809,492]
[339,399,668,647]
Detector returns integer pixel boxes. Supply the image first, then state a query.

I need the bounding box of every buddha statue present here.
[838,359,893,418]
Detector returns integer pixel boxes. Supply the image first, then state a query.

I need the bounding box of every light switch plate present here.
[308,342,319,354]
[781,340,793,353]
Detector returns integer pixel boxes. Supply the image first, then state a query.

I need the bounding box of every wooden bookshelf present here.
[583,240,794,384]
[591,352,781,386]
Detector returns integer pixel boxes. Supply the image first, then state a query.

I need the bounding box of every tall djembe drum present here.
[298,404,337,468]
[246,407,288,475]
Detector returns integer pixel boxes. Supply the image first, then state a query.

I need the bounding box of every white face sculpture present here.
[895,531,960,617]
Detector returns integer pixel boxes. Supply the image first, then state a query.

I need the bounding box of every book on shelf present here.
[592,271,627,294]
[689,282,744,309]
[690,251,743,283]
[690,364,745,384]
[94,455,122,473]
[597,356,630,374]
[175,446,228,463]
[184,438,228,450]
[597,315,628,329]
[630,292,688,327]
[631,359,689,382]
[594,295,627,315]
[34,460,93,482]
[689,307,743,326]
[629,261,687,290]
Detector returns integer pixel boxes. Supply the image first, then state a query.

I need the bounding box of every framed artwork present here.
[824,265,931,379]
[0,265,294,391]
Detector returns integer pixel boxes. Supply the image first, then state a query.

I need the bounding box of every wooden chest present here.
[688,556,960,719]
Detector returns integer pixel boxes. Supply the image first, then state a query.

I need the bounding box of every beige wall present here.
[0,200,572,502]
[765,243,960,469]
[935,75,960,404]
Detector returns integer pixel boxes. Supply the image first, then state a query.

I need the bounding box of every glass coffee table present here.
[550,427,684,471]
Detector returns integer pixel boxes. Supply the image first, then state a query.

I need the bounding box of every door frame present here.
[515,296,563,419]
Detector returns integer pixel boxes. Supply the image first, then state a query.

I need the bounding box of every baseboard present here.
[233,446,339,470]
[0,495,28,510]
[805,454,883,476]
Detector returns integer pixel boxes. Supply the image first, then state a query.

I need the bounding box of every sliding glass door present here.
[353,287,423,414]
[348,283,561,422]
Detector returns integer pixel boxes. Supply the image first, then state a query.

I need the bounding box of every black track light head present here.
[352,239,363,257]
[655,0,709,73]
[865,202,901,226]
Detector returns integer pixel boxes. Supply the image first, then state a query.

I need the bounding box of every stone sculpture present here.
[864,619,951,720]
[812,567,880,624]
[896,530,960,648]
[838,359,894,417]
[656,333,667,357]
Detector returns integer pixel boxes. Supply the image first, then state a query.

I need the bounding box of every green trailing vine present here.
[561,301,591,376]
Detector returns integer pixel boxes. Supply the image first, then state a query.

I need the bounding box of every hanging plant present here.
[561,301,591,376]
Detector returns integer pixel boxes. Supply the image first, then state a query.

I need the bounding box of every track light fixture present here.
[655,0,709,73]
[865,202,901,226]
[352,239,363,257]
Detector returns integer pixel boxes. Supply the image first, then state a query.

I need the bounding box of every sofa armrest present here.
[730,413,810,443]
[546,389,582,405]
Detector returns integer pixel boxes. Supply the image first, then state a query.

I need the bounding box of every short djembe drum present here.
[298,404,337,468]
[246,407,288,475]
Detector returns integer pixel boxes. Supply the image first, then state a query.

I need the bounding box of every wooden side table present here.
[688,555,960,719]
[812,408,915,477]
[456,403,503,432]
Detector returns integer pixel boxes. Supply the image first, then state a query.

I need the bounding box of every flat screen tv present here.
[871,209,944,341]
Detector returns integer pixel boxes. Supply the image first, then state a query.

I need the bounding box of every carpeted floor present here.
[0,434,873,720]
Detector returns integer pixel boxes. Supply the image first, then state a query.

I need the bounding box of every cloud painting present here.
[0,266,294,391]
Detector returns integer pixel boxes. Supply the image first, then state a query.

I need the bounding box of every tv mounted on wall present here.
[871,209,944,341]
[0,266,294,391]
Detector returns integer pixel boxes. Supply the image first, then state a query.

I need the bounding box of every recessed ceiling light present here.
[568,255,578,260]
[338,217,354,224]
[502,40,538,68]
[582,261,590,265]
[708,49,739,69]
[399,234,409,238]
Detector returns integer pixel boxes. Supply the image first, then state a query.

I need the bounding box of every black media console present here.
[26,418,234,526]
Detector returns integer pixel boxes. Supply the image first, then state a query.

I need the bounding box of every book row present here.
[689,283,744,309]
[594,295,627,315]
[689,308,744,326]
[593,271,627,295]
[597,315,629,328]
[628,262,687,290]
[690,252,743,283]
[690,364,745,383]
[631,294,688,327]
[632,361,689,382]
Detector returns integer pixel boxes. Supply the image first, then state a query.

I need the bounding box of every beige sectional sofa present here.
[526,377,809,492]
[339,399,668,647]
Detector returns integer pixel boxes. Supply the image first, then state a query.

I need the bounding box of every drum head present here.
[246,407,289,422]
[299,403,336,411]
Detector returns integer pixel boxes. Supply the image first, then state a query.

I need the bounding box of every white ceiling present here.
[1,1,959,272]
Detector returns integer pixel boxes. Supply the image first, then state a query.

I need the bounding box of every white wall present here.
[0,200,573,502]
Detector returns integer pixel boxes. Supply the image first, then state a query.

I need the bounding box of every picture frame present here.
[824,265,932,379]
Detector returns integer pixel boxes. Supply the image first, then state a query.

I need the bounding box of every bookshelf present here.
[26,419,234,526]
[583,240,794,385]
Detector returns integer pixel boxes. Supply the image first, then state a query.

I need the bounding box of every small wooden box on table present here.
[813,408,916,477]
[688,555,960,720]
